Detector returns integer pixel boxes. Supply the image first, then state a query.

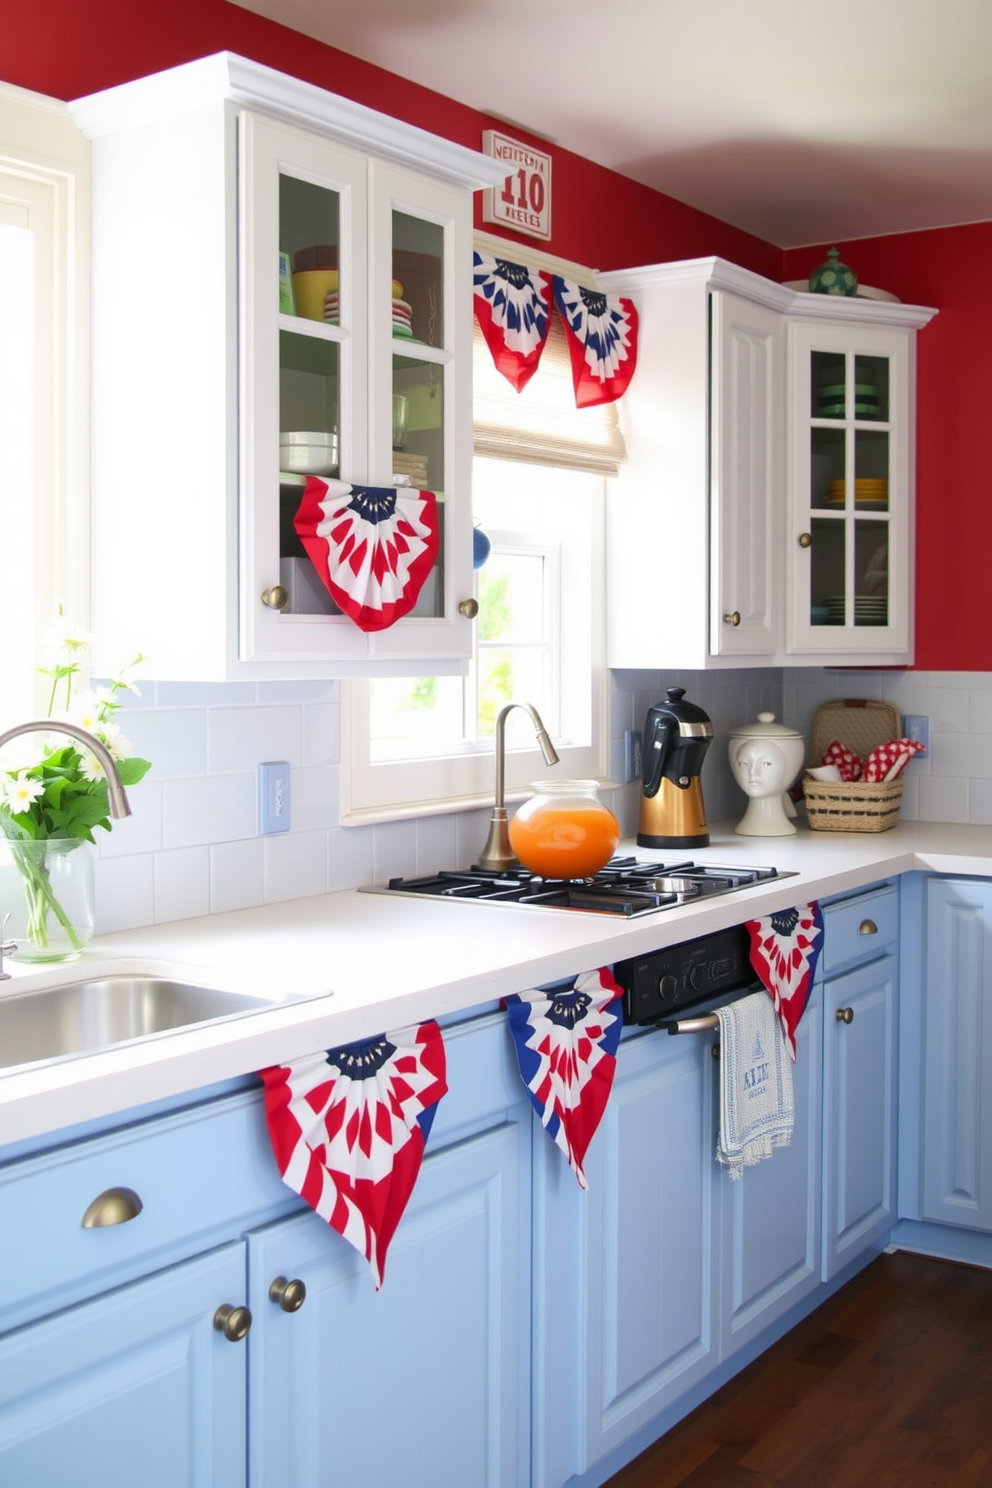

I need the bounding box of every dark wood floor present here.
[604,1251,992,1487]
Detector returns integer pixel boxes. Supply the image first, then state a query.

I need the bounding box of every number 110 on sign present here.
[482,130,552,241]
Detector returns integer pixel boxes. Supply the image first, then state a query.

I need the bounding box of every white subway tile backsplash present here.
[210,839,265,913]
[154,847,211,923]
[97,780,163,859]
[263,829,327,902]
[208,706,303,773]
[86,667,992,935]
[122,708,207,779]
[415,813,458,874]
[95,852,155,932]
[162,772,256,848]
[919,774,970,823]
[326,825,374,892]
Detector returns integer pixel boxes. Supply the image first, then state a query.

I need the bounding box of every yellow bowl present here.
[291,269,340,322]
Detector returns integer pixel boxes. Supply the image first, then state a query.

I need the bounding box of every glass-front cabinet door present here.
[241,113,474,669]
[787,320,913,661]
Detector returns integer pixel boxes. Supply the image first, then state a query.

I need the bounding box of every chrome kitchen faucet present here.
[0,720,133,822]
[477,701,559,873]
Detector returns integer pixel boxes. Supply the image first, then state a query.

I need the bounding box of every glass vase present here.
[0,837,95,962]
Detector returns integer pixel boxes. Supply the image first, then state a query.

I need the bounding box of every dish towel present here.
[715,991,794,1179]
[746,903,824,1060]
[259,1021,447,1289]
[503,967,623,1189]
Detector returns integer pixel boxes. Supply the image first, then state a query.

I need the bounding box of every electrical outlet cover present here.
[258,761,291,834]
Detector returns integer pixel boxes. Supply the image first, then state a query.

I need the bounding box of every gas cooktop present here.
[365,856,797,918]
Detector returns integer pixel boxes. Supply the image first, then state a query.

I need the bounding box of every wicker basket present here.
[802,698,904,833]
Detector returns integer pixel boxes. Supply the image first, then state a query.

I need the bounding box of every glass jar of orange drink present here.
[508,780,620,880]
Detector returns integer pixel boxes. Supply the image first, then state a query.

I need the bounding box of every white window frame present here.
[341,462,610,824]
[0,83,89,723]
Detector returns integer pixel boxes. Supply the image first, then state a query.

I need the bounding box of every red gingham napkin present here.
[862,738,926,782]
[822,739,863,781]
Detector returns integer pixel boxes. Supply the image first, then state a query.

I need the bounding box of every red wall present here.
[0,0,779,278]
[4,0,988,671]
[785,228,992,672]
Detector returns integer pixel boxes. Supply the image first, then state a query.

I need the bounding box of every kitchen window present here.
[341,280,622,823]
[0,87,89,722]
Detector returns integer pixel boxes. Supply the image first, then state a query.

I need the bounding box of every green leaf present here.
[115,756,152,786]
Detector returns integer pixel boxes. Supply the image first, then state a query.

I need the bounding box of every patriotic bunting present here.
[259,1022,448,1290]
[746,903,824,1061]
[504,967,623,1189]
[552,275,639,407]
[294,476,438,632]
[472,251,553,392]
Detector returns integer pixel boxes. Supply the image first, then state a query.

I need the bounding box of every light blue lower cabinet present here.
[720,981,822,1354]
[921,878,992,1232]
[0,1242,248,1488]
[534,990,825,1488]
[821,952,898,1278]
[246,1116,532,1488]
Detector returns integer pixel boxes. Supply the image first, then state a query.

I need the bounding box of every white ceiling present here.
[232,0,992,247]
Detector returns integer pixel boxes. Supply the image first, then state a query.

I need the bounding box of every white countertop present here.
[3,819,991,1145]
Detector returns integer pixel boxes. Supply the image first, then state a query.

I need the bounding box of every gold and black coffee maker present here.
[637,686,713,849]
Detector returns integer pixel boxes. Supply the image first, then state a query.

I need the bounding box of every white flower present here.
[2,775,44,813]
[95,722,132,760]
[43,613,92,664]
[59,691,104,733]
[78,749,106,783]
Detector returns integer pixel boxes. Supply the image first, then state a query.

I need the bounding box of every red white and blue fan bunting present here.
[473,251,553,392]
[504,967,623,1189]
[746,903,824,1061]
[294,476,439,632]
[552,275,639,407]
[259,1022,448,1289]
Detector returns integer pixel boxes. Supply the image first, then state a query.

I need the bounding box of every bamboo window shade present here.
[473,309,628,476]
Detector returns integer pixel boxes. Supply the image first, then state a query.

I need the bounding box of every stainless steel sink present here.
[0,975,307,1071]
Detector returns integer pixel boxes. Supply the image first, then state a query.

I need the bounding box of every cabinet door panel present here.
[247,1120,530,1488]
[534,1029,717,1480]
[0,1243,246,1488]
[923,879,992,1230]
[709,291,781,657]
[722,986,821,1353]
[823,955,897,1276]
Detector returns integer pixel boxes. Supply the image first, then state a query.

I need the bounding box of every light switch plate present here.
[258,761,291,834]
[903,715,929,756]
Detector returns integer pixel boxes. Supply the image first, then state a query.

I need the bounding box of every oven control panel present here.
[614,923,758,1024]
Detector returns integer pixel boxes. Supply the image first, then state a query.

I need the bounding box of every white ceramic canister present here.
[727,712,806,836]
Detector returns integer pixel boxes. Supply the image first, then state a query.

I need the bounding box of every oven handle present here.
[660,1013,720,1035]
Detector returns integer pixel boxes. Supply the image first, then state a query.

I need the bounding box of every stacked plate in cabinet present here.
[824,595,888,625]
[826,478,888,511]
[817,361,882,419]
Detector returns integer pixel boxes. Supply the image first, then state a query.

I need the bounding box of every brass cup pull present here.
[723,611,741,627]
[269,1276,307,1313]
[81,1186,143,1229]
[213,1304,252,1342]
[858,918,878,936]
[836,1007,855,1025]
[457,598,479,619]
[261,585,289,611]
[797,532,812,549]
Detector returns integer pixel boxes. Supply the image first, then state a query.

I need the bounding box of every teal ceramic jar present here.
[808,246,858,297]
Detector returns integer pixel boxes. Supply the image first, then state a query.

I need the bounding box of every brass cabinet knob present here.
[836,1007,855,1025]
[457,598,479,619]
[213,1304,252,1342]
[797,532,812,549]
[81,1186,143,1229]
[723,611,741,627]
[269,1276,307,1313]
[858,918,878,936]
[261,585,289,611]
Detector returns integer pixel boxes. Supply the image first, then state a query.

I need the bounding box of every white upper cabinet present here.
[70,54,504,680]
[599,257,935,670]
